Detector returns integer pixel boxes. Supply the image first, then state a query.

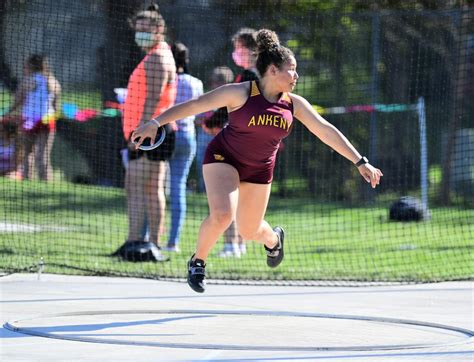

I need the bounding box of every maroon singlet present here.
[203,81,294,184]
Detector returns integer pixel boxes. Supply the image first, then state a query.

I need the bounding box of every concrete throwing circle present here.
[4,309,473,351]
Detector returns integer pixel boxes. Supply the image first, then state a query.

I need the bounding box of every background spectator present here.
[232,27,259,83]
[113,4,176,262]
[4,54,60,181]
[165,42,204,252]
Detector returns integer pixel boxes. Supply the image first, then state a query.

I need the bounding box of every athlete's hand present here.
[358,164,383,188]
[131,121,159,149]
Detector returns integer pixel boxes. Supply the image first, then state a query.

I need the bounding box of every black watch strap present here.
[355,156,369,167]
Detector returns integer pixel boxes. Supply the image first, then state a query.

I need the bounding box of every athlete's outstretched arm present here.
[292,93,383,188]
[132,83,247,147]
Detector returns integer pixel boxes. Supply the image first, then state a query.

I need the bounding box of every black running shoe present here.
[264,226,285,268]
[187,255,206,293]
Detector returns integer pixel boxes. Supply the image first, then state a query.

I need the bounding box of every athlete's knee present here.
[209,209,234,229]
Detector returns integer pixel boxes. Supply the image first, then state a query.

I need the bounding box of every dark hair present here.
[232,27,257,52]
[171,42,189,73]
[130,3,165,29]
[255,29,294,76]
[209,66,234,86]
[27,54,49,73]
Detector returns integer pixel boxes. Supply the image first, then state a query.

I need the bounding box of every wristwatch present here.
[355,156,369,167]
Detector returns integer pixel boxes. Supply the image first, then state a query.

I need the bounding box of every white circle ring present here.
[4,309,473,351]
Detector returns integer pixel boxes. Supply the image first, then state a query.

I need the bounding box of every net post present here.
[417,97,428,212]
[369,13,381,167]
[37,258,44,281]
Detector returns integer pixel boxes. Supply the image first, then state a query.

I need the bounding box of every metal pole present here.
[418,97,428,211]
[37,257,44,281]
[369,13,380,166]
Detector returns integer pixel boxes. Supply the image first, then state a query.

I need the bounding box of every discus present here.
[133,126,166,151]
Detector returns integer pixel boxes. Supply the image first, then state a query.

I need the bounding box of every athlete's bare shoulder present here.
[288,93,311,113]
[288,92,305,103]
[219,81,250,93]
[214,82,250,112]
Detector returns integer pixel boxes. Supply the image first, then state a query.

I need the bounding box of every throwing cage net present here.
[0,1,472,284]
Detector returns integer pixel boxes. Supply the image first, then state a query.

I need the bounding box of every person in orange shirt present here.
[113,4,176,262]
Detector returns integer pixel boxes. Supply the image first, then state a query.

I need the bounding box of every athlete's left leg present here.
[235,182,279,250]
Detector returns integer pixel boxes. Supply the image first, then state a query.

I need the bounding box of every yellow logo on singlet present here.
[247,114,289,130]
[214,154,225,161]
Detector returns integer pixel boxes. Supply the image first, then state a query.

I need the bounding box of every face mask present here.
[232,51,244,67]
[135,32,155,48]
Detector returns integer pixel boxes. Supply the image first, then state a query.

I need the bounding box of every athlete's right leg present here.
[188,162,239,292]
[193,162,240,261]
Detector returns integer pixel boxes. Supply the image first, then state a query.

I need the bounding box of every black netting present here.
[0,1,472,284]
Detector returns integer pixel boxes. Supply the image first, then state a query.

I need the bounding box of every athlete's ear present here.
[269,64,278,76]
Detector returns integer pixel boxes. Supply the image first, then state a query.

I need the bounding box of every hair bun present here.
[147,3,159,12]
[256,29,280,53]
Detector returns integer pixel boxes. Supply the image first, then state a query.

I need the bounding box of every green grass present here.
[0,91,12,113]
[0,178,472,283]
